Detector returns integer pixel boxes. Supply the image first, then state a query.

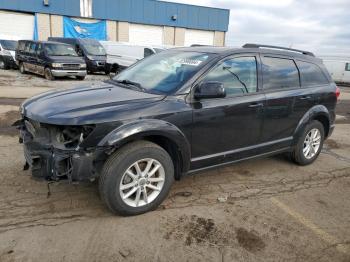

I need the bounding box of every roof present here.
[172,46,322,62]
[18,40,73,46]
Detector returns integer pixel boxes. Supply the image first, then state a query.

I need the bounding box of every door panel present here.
[191,55,265,170]
[260,55,302,144]
[263,89,311,142]
[129,24,163,45]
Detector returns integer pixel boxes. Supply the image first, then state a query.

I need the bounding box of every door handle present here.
[299,96,312,100]
[248,102,263,108]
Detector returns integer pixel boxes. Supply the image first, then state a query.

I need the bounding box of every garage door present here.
[185,29,214,46]
[0,11,34,40]
[129,24,163,45]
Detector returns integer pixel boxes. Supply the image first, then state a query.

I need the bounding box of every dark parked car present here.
[16,40,87,80]
[48,37,107,74]
[0,39,18,69]
[17,44,339,215]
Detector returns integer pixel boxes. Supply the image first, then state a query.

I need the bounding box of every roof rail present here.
[242,43,315,57]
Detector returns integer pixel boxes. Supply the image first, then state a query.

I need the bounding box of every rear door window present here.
[262,56,300,90]
[36,44,42,55]
[296,61,329,86]
[24,42,31,53]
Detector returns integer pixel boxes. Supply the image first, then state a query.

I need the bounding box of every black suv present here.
[18,44,339,215]
[16,40,87,80]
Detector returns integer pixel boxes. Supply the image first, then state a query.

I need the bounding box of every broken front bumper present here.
[19,120,104,181]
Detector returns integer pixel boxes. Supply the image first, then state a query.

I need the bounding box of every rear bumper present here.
[87,61,106,73]
[328,124,335,138]
[51,70,87,77]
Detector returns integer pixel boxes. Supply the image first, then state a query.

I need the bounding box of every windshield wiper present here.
[114,79,146,92]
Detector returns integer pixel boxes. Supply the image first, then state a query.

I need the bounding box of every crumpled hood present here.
[22,81,164,125]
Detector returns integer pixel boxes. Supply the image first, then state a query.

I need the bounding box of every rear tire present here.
[99,141,174,216]
[19,62,26,74]
[44,67,55,80]
[290,120,324,165]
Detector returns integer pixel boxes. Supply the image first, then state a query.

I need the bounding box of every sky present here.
[167,0,350,56]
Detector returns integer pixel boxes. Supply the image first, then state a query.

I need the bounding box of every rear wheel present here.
[99,141,174,216]
[44,67,55,80]
[291,120,324,165]
[19,62,26,74]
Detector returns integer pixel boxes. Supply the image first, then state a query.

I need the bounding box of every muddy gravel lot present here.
[0,70,349,262]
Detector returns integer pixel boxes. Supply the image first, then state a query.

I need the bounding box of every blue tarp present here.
[33,14,38,40]
[63,17,107,40]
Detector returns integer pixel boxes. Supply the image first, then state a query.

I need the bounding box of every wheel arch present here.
[98,119,191,180]
[292,105,331,145]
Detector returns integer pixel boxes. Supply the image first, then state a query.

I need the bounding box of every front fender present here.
[292,105,331,145]
[98,119,191,172]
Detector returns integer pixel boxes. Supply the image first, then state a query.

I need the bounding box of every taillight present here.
[335,86,340,101]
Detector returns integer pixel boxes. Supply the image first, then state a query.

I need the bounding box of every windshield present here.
[113,51,212,94]
[45,44,78,56]
[154,48,165,53]
[84,43,106,56]
[0,40,17,51]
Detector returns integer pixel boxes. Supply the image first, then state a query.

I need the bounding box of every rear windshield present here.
[0,40,17,51]
[44,44,78,56]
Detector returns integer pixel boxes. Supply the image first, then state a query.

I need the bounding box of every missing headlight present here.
[56,125,95,149]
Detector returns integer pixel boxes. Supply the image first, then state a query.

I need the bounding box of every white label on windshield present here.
[177,59,203,66]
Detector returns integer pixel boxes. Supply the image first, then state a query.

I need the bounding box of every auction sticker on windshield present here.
[177,58,203,66]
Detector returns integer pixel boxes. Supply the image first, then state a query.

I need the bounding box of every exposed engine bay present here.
[18,118,105,181]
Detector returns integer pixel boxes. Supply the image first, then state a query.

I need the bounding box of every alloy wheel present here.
[303,128,321,159]
[119,158,165,207]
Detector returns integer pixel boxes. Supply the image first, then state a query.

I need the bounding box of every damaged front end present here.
[18,118,105,181]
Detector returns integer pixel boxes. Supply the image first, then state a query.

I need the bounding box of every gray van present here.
[48,37,107,74]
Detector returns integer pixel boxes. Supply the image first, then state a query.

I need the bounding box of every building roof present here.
[0,0,230,32]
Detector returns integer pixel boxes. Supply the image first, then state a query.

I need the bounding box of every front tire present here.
[99,141,174,216]
[291,120,324,165]
[44,67,55,80]
[19,62,26,74]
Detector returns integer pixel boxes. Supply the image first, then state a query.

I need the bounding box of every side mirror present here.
[194,82,226,99]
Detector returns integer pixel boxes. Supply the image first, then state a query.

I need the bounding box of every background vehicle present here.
[18,44,338,216]
[100,41,168,74]
[0,39,18,69]
[321,56,350,84]
[48,37,107,74]
[16,40,87,80]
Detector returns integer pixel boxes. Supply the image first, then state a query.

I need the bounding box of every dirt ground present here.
[0,69,349,262]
